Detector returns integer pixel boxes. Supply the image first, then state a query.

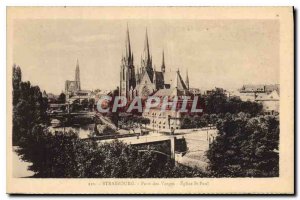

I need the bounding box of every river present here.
[48,123,95,139]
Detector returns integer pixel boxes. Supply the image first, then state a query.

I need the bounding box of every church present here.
[65,59,92,103]
[119,26,193,131]
[120,26,190,101]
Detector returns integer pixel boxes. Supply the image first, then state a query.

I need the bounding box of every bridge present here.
[95,129,217,170]
[48,111,96,118]
[97,134,179,159]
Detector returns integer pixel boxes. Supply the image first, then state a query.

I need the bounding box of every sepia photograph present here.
[6,7,294,194]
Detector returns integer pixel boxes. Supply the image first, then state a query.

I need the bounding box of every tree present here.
[139,116,150,127]
[16,125,93,177]
[204,88,263,116]
[12,64,22,106]
[12,65,48,145]
[205,89,227,114]
[209,114,218,125]
[81,99,89,109]
[206,114,279,177]
[181,116,192,129]
[58,92,66,103]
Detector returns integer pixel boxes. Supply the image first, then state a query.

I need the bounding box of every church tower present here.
[141,28,153,80]
[75,59,81,90]
[120,25,136,98]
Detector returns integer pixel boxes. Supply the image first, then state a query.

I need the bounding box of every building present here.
[189,88,202,96]
[239,84,279,94]
[255,90,280,115]
[119,26,195,131]
[232,84,280,115]
[142,87,196,131]
[65,59,92,103]
[42,91,59,103]
[120,27,190,100]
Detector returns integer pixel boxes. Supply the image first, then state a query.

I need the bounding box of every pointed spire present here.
[161,50,166,73]
[185,69,189,90]
[125,24,131,60]
[131,52,134,64]
[143,28,150,64]
[75,59,81,90]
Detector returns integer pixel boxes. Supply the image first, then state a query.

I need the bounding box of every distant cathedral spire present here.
[161,50,166,73]
[185,69,189,90]
[75,59,81,90]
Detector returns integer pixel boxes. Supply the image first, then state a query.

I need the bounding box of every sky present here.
[12,19,279,94]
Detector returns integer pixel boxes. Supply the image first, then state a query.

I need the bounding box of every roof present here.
[153,88,176,97]
[153,71,164,89]
[240,84,280,94]
[153,88,190,97]
[240,84,265,92]
[163,70,187,90]
[255,90,280,101]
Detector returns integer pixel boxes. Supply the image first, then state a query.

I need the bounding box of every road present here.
[98,132,172,145]
[176,129,217,170]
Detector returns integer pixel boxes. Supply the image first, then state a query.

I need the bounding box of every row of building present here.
[230,84,280,115]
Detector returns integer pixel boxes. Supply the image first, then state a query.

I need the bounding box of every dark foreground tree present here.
[12,65,48,146]
[206,114,279,177]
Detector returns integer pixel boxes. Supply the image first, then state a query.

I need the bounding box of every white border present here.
[0,0,297,199]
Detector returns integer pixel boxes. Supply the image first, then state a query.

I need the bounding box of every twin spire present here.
[124,25,165,73]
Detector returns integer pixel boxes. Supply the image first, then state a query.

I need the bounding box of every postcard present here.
[6,7,294,194]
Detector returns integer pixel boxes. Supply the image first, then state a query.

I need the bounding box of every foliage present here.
[57,92,66,103]
[118,114,150,128]
[180,88,263,129]
[16,125,95,177]
[12,65,48,145]
[206,114,279,177]
[205,89,263,116]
